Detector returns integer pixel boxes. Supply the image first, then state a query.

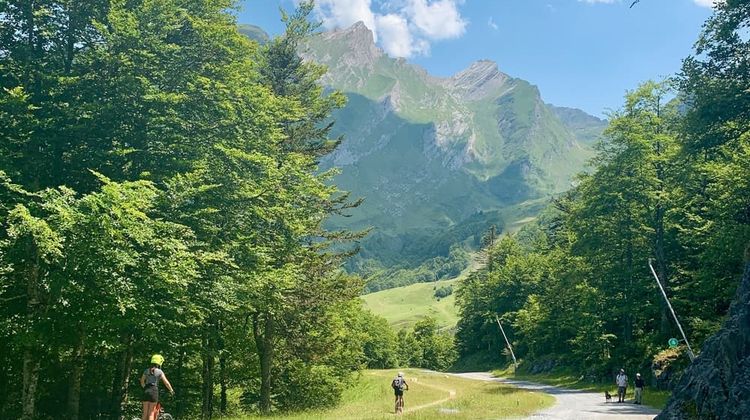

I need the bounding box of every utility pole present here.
[495,315,518,370]
[648,259,696,361]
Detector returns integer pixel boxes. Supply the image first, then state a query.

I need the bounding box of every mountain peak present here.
[314,22,382,68]
[460,60,499,73]
[450,60,508,100]
[349,21,371,33]
[326,21,376,45]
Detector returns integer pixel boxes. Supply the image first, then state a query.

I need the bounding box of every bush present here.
[357,310,398,369]
[396,317,457,371]
[434,285,453,299]
[274,362,345,411]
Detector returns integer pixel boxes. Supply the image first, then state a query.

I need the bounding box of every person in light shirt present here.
[615,368,628,403]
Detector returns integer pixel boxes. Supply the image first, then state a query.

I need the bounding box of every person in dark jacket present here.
[634,373,645,404]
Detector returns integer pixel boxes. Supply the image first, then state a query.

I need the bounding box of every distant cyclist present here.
[140,354,174,420]
[391,372,409,414]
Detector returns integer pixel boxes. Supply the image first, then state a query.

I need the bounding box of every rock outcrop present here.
[657,260,750,419]
[449,60,509,101]
[316,21,382,69]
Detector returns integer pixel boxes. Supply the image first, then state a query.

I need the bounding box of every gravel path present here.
[455,372,661,420]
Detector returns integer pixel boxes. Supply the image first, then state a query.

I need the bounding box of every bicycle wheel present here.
[158,413,174,420]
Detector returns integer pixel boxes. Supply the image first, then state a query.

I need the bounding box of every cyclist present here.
[391,372,409,414]
[140,354,175,420]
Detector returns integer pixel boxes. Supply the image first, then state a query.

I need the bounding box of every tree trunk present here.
[21,246,41,420]
[64,0,77,75]
[22,348,40,420]
[654,193,671,337]
[253,312,274,415]
[622,221,634,342]
[23,0,36,87]
[109,333,134,420]
[219,352,227,414]
[651,108,672,338]
[656,239,671,335]
[216,321,227,415]
[175,346,186,419]
[68,325,86,420]
[201,324,215,420]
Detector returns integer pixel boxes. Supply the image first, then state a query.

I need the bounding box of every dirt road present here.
[455,372,661,420]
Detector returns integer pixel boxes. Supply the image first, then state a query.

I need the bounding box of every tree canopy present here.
[0,1,382,419]
[456,0,750,382]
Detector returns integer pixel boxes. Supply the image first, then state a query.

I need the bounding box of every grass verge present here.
[492,366,671,410]
[228,369,553,420]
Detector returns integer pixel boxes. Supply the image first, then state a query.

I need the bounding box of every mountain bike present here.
[156,403,173,420]
[132,402,173,420]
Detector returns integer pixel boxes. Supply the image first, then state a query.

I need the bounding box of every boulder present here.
[657,261,750,419]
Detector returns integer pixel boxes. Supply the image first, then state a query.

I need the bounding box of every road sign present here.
[668,338,679,348]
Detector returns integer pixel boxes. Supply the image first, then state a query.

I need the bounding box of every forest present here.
[456,1,750,385]
[0,1,409,419]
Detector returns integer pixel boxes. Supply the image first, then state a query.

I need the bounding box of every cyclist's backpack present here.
[392,377,404,391]
[145,367,160,387]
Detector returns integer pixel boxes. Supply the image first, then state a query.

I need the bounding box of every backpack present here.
[391,377,404,391]
[145,367,160,387]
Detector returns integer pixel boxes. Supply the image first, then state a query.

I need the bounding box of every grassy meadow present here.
[229,369,553,420]
[361,280,460,331]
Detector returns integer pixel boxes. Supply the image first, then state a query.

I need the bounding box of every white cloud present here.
[693,0,724,7]
[316,0,378,40]
[376,13,429,57]
[406,0,467,40]
[314,0,468,58]
[578,0,724,6]
[488,16,498,31]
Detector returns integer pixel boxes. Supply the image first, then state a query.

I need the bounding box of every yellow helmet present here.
[150,354,164,366]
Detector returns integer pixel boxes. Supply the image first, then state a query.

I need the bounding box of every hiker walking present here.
[392,372,409,414]
[615,368,628,403]
[634,373,645,404]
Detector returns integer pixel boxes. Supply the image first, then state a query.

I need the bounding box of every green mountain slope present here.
[361,279,459,331]
[549,105,608,145]
[299,23,603,290]
[240,22,604,291]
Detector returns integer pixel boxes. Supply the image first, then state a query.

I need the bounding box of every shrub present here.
[434,285,453,299]
[274,362,345,411]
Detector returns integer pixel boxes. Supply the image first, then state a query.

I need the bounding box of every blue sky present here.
[237,1,717,117]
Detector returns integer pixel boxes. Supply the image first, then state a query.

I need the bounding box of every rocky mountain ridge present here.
[448,60,510,101]
[305,22,595,184]
[242,21,607,288]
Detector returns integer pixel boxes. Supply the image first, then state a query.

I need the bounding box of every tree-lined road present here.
[456,372,660,420]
